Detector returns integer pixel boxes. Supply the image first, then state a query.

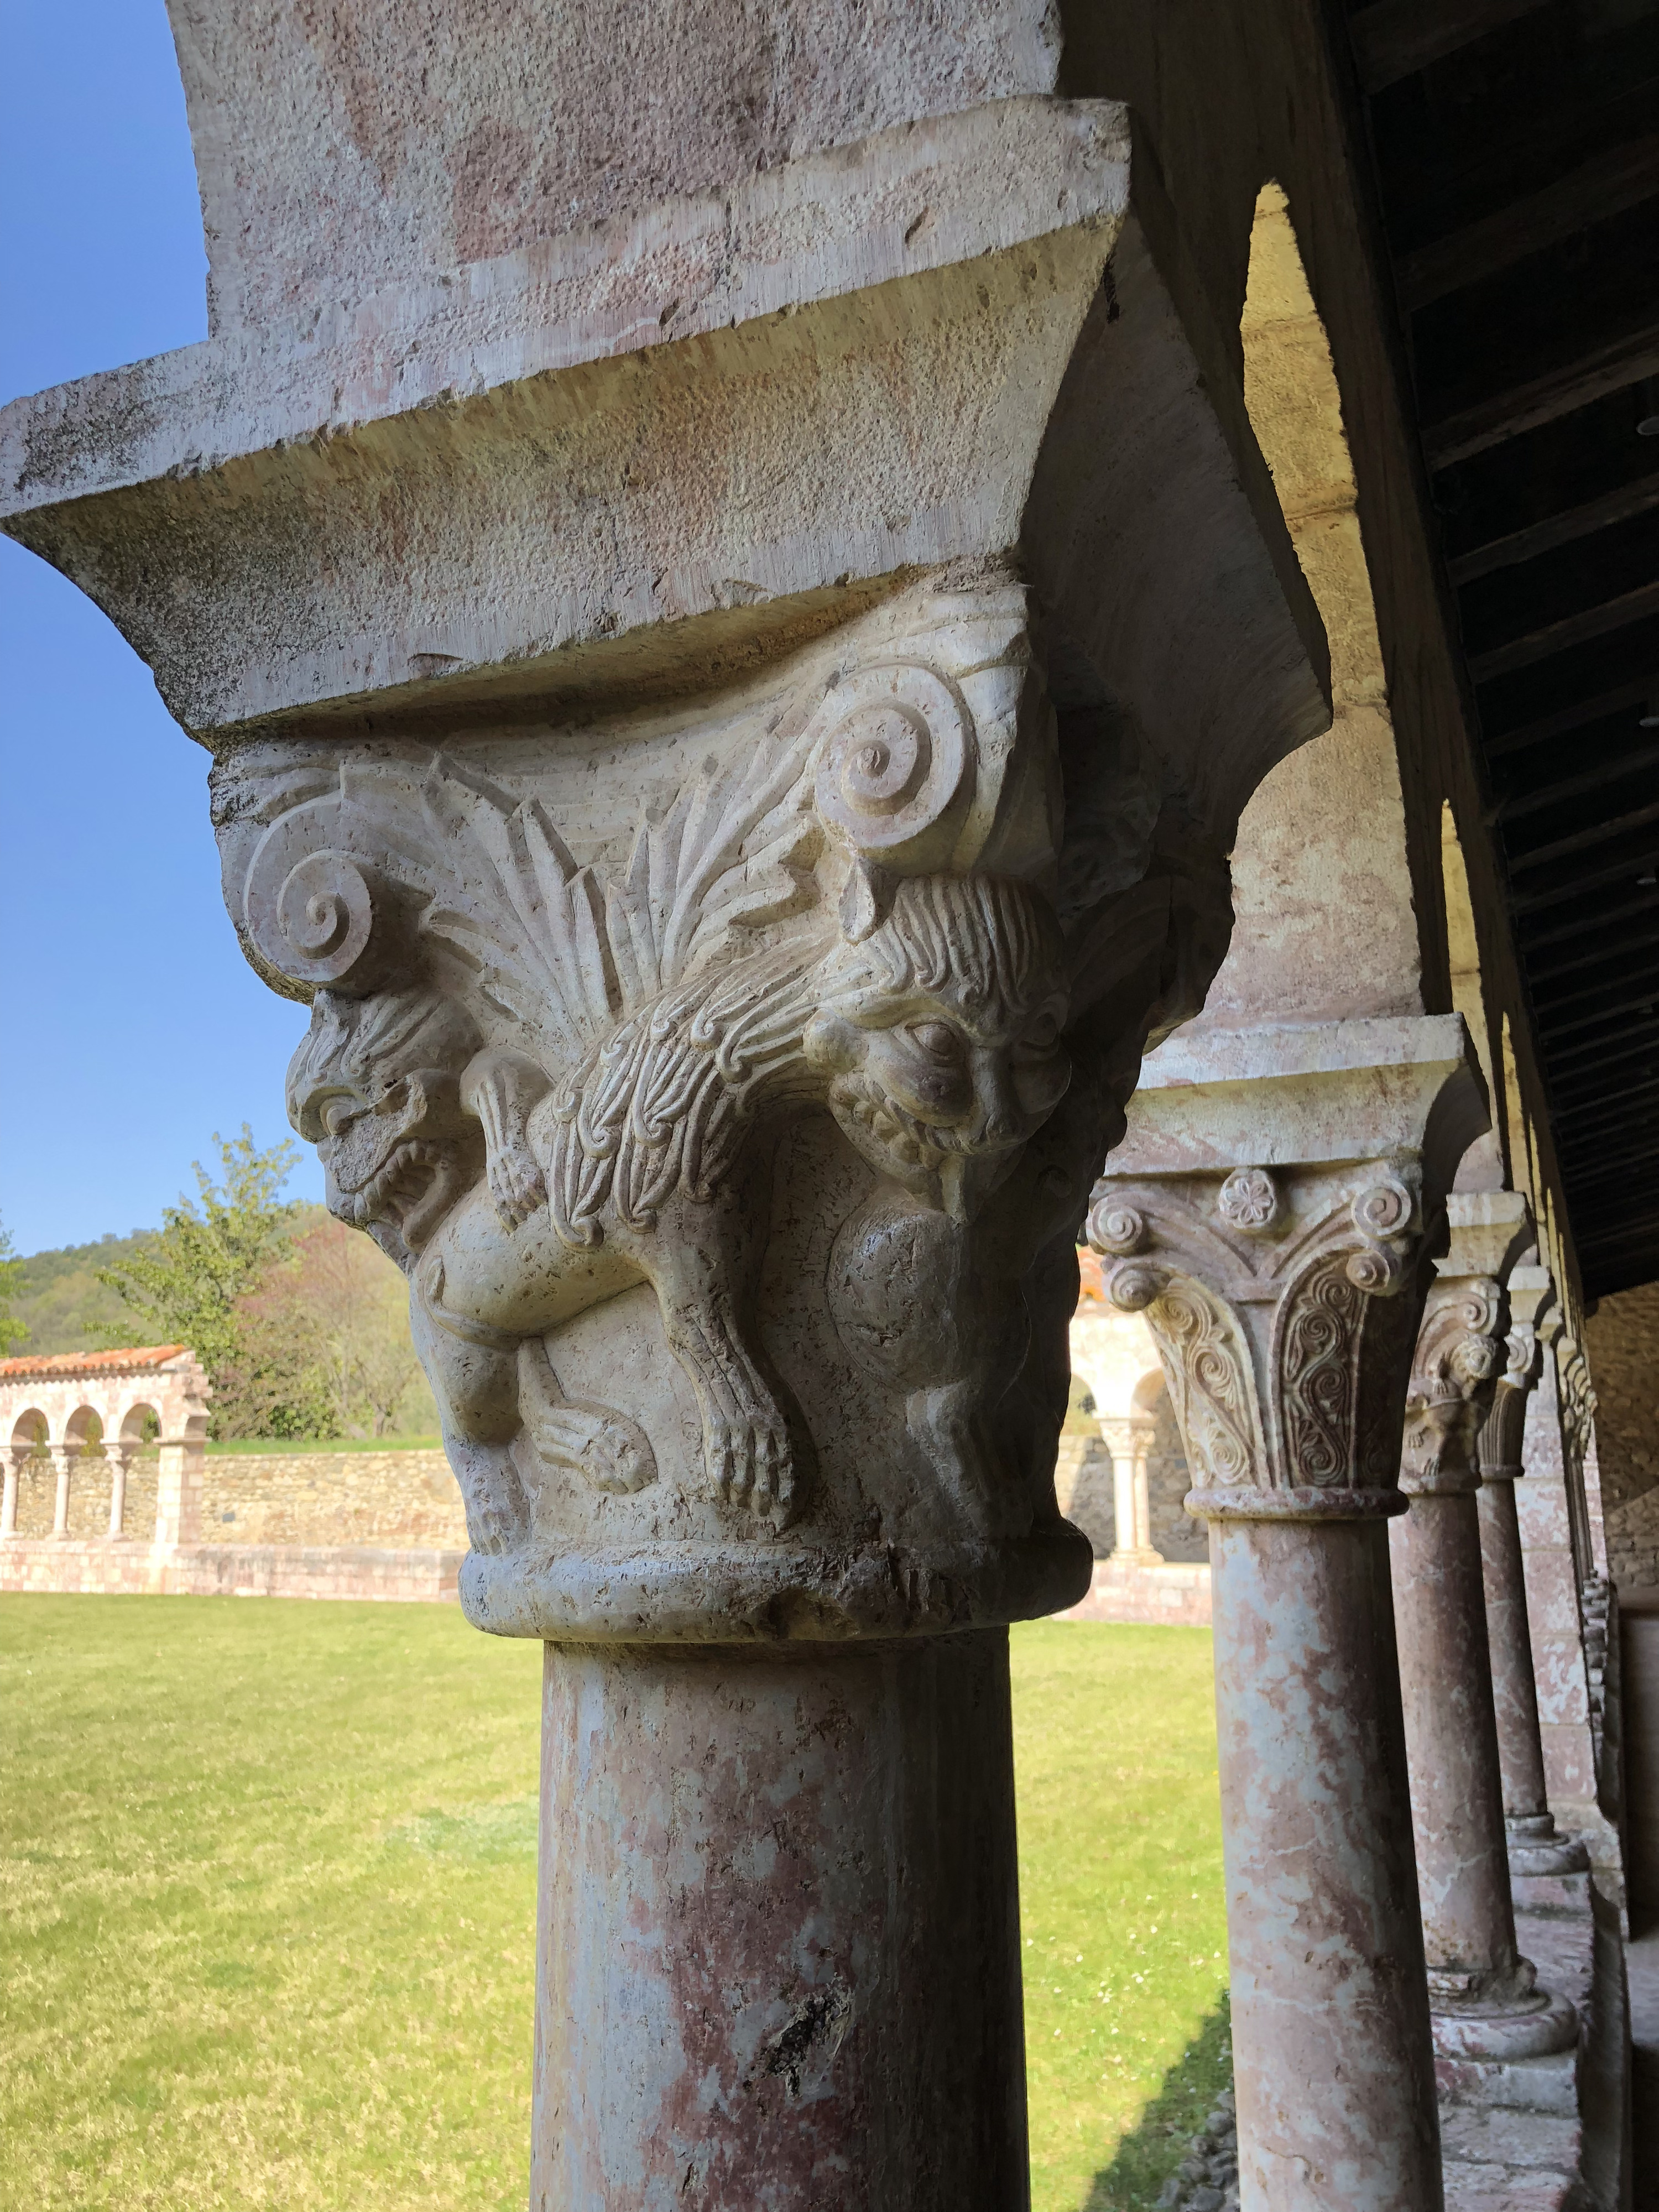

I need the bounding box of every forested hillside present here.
[7,1161,437,1442]
[9,1232,157,1355]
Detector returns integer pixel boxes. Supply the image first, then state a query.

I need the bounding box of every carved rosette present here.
[207,575,1228,1644]
[1086,1161,1431,1522]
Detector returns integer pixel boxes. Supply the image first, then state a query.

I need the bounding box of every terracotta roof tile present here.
[0,1344,190,1380]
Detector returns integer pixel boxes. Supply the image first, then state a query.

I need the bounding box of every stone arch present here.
[1190,180,1423,1030]
[119,1400,163,1444]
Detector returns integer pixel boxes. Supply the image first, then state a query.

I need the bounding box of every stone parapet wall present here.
[1587,1284,1659,1593]
[0,1538,461,1605]
[202,1449,465,1548]
[6,1446,463,1549]
[1059,1557,1212,1627]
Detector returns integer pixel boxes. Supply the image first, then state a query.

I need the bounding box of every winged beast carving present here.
[215,586,1084,1548]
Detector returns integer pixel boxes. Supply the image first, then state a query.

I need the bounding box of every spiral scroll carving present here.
[244,799,380,988]
[1145,1280,1258,1488]
[1088,1197,1149,1256]
[812,662,972,859]
[1281,1262,1366,1486]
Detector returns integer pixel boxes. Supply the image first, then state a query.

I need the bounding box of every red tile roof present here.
[0,1345,190,1380]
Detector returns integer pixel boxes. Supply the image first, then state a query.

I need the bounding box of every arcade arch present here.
[0,1348,208,1545]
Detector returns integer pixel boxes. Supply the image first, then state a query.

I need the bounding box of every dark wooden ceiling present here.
[1339,0,1659,1299]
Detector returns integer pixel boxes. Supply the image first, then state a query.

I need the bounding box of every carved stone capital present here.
[1086,1016,1488,1523]
[1476,1261,1553,1484]
[1400,1193,1532,1499]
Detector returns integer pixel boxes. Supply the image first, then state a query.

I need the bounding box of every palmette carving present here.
[1089,1160,1432,1516]
[211,578,1219,1635]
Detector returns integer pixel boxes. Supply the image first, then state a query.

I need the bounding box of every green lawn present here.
[0,1600,1225,2211]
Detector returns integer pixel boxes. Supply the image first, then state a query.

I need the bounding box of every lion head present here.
[804,874,1070,1217]
[285,988,486,1264]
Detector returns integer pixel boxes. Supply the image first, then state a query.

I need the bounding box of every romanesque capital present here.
[1476,1258,1553,1485]
[1086,1016,1488,1522]
[1399,1193,1533,1499]
[2,72,1333,1647]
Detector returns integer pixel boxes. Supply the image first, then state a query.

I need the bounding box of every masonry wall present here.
[1588,1284,1659,1594]
[7,1447,463,1550]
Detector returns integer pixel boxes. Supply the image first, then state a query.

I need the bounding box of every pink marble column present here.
[1474,1262,1588,1877]
[1391,1197,1577,2060]
[534,1634,1025,2209]
[1087,1016,1489,2212]
[1,1449,19,1537]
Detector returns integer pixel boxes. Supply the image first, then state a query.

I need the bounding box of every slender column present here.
[535,1633,1024,2204]
[50,1445,77,1538]
[1098,1413,1161,1563]
[1,1449,19,1537]
[106,1444,132,1540]
[1089,1021,1487,2212]
[1474,1262,1588,1877]
[1391,1195,1577,2060]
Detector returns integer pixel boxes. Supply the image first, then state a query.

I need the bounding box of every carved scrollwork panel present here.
[1138,1276,1263,1492]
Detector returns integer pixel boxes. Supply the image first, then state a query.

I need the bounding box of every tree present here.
[98,1128,301,1409]
[0,1218,27,1355]
[222,1218,430,1441]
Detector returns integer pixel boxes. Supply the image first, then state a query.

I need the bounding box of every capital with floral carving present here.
[1400,1193,1533,1499]
[1084,1016,1488,1525]
[1476,1259,1553,1485]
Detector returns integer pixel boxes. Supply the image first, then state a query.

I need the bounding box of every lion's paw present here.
[707,1412,796,1526]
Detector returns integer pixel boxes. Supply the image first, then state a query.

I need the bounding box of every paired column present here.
[50,1444,77,1538]
[1098,1413,1161,1563]
[105,1443,132,1540]
[1474,1262,1588,1877]
[1088,1016,1486,2212]
[1391,1196,1577,2060]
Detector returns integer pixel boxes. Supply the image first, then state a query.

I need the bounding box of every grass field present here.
[0,1598,1227,2211]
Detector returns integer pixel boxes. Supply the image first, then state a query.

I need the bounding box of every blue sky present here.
[1,0,324,1254]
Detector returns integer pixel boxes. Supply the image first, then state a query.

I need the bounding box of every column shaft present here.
[1212,1514,1441,2210]
[1,1454,18,1536]
[533,1632,1026,2212]
[1391,1491,1515,1970]
[51,1448,73,1538]
[107,1449,129,1540]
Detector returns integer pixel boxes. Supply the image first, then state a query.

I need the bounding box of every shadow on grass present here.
[1079,1996,1232,2212]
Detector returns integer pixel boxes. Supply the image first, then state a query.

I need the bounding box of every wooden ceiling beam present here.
[1423,331,1659,466]
[1349,0,1552,93]
[1470,581,1659,681]
[1506,794,1659,873]
[1496,739,1659,823]
[1450,474,1659,581]
[1397,136,1659,309]
[1484,679,1657,758]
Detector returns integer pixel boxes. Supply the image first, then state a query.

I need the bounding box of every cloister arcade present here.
[1,0,1653,2205]
[0,1345,208,1547]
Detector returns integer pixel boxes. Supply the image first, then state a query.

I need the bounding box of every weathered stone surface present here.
[1392,1194,1578,2065]
[533,1631,1025,2209]
[1089,1015,1487,2212]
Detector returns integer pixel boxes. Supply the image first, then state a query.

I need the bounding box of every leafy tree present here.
[0,1218,28,1355]
[98,1129,301,1411]
[220,1218,430,1441]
